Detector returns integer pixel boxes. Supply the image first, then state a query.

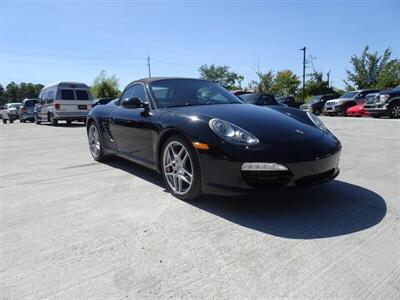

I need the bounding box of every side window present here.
[121,86,134,101]
[47,90,54,104]
[131,85,147,101]
[41,91,48,105]
[121,85,147,102]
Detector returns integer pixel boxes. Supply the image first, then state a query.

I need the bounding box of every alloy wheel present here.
[392,105,400,118]
[88,124,101,158]
[163,141,193,195]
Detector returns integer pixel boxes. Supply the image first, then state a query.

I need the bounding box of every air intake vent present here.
[102,119,114,141]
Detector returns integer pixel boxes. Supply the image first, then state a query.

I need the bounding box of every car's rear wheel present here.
[88,122,105,161]
[390,104,400,119]
[49,113,58,126]
[161,136,202,200]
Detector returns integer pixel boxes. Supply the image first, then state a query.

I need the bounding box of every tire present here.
[20,119,26,123]
[161,135,202,201]
[66,120,72,126]
[390,104,400,119]
[372,114,381,119]
[2,119,6,124]
[49,113,58,126]
[313,109,321,116]
[88,122,106,162]
[328,113,336,117]
[9,118,14,123]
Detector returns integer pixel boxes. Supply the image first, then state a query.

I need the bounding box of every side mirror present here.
[122,97,142,108]
[121,97,150,113]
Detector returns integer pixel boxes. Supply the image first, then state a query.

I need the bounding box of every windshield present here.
[8,103,20,109]
[149,79,242,108]
[310,96,323,103]
[239,94,258,104]
[341,91,358,99]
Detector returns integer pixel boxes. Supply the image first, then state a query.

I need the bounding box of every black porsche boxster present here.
[87,78,341,200]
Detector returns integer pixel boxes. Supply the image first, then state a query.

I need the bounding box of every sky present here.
[0,0,399,90]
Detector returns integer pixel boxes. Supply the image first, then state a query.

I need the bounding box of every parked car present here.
[276,96,303,108]
[35,82,93,126]
[1,103,21,123]
[19,98,38,122]
[87,77,341,200]
[237,92,285,106]
[324,89,380,116]
[364,85,400,118]
[346,92,378,117]
[300,94,339,115]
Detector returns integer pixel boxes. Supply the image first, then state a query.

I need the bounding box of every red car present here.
[347,103,368,117]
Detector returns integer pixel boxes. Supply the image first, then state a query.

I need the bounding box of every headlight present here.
[379,94,390,103]
[209,118,259,145]
[307,112,328,133]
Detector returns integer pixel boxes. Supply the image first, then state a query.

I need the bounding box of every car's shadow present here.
[105,157,387,239]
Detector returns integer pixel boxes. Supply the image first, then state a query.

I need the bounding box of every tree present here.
[376,60,400,89]
[344,46,394,89]
[91,71,121,98]
[254,70,274,93]
[0,84,6,106]
[5,82,19,102]
[198,64,244,89]
[271,70,301,96]
[304,71,334,97]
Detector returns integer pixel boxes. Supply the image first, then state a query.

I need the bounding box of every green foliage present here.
[344,46,395,89]
[0,82,43,106]
[304,71,335,97]
[376,59,400,89]
[198,64,244,89]
[271,70,301,96]
[252,69,300,96]
[254,71,274,93]
[91,70,121,98]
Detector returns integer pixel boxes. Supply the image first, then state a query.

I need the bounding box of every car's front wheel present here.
[88,122,105,161]
[390,104,400,119]
[161,136,202,200]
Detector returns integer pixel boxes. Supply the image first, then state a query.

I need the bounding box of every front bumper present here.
[364,106,388,114]
[323,106,338,113]
[199,150,341,196]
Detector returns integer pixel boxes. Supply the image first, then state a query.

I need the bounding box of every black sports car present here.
[87,77,341,200]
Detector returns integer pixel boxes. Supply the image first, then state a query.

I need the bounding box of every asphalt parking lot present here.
[1,117,399,299]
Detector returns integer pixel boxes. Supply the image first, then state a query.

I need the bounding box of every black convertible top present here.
[127,77,208,86]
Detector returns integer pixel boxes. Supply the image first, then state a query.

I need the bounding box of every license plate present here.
[78,105,87,110]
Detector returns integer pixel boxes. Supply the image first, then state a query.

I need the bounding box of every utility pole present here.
[146,56,151,78]
[300,47,306,101]
[327,70,331,88]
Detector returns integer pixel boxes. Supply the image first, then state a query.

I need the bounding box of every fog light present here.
[241,162,288,171]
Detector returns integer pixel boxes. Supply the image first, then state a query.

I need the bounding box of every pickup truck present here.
[364,85,400,118]
[1,103,21,123]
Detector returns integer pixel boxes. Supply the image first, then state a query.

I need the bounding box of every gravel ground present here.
[1,117,399,299]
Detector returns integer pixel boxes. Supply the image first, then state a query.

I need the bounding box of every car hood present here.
[167,104,325,142]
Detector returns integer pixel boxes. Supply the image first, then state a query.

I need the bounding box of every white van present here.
[35,82,93,126]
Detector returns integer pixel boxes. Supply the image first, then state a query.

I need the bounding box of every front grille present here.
[365,95,378,104]
[295,168,336,186]
[242,170,292,188]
